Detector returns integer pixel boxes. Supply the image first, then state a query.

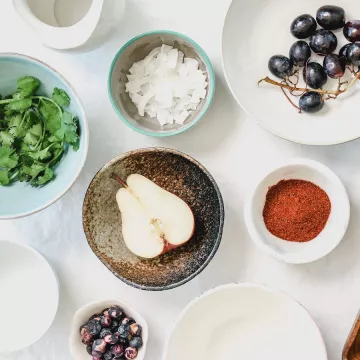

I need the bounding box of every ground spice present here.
[263,179,331,242]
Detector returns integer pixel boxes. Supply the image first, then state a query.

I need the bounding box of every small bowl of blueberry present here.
[69,300,148,360]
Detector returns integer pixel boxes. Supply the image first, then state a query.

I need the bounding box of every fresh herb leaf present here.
[0,170,10,185]
[22,162,46,178]
[38,98,61,135]
[23,123,42,146]
[0,146,18,169]
[0,131,15,147]
[55,111,79,149]
[17,76,40,98]
[5,98,32,112]
[52,88,70,107]
[34,167,54,186]
[28,145,52,161]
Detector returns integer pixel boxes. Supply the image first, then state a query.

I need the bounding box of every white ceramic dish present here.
[0,240,59,353]
[69,299,148,360]
[222,0,360,145]
[244,158,350,264]
[163,283,327,360]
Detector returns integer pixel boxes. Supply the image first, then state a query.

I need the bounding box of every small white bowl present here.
[69,299,148,360]
[244,158,350,264]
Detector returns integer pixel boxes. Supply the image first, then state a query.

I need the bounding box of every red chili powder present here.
[263,179,331,242]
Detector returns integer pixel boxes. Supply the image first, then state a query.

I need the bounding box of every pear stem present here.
[110,173,127,188]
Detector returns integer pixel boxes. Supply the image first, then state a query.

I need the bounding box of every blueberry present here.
[108,306,123,319]
[86,344,93,355]
[104,350,114,360]
[129,336,143,349]
[92,357,102,360]
[81,331,93,345]
[125,347,138,360]
[121,317,136,326]
[105,333,120,345]
[101,315,112,328]
[129,324,142,337]
[110,320,119,331]
[111,344,125,357]
[92,339,107,353]
[88,319,102,336]
[102,308,110,317]
[92,349,102,358]
[89,313,102,322]
[80,324,88,336]
[118,324,130,338]
[100,328,112,339]
[118,336,128,345]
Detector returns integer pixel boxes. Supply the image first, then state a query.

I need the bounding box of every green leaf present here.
[54,111,79,149]
[28,146,52,160]
[22,162,46,178]
[52,88,70,107]
[0,169,9,185]
[5,98,32,112]
[23,123,42,146]
[17,76,40,98]
[35,167,54,186]
[0,131,15,146]
[38,99,61,135]
[0,146,18,169]
[12,92,23,100]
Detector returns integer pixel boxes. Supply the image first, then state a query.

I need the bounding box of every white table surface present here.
[1,1,360,359]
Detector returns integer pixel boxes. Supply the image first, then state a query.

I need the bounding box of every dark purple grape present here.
[101,315,112,328]
[290,14,317,39]
[129,336,143,349]
[268,55,294,79]
[105,333,120,345]
[347,42,360,66]
[104,350,114,360]
[118,324,130,338]
[316,5,345,30]
[100,328,112,339]
[88,319,102,336]
[303,62,327,89]
[111,344,125,357]
[289,41,311,67]
[93,339,107,353]
[125,347,138,360]
[129,324,142,337]
[323,54,346,79]
[121,318,136,326]
[339,43,352,64]
[344,21,360,43]
[309,29,337,55]
[108,306,123,320]
[299,92,325,113]
[86,344,93,355]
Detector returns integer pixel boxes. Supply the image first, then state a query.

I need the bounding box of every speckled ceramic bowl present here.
[108,30,215,137]
[82,148,224,291]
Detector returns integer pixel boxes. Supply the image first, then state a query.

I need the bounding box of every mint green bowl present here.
[0,53,89,219]
[108,31,215,137]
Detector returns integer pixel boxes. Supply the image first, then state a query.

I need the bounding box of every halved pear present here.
[113,174,195,259]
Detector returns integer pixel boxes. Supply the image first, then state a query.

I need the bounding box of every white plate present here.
[222,0,360,145]
[244,158,350,263]
[163,283,327,360]
[0,240,59,353]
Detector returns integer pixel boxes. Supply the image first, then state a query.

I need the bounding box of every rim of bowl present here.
[69,298,148,360]
[0,239,59,353]
[107,30,216,137]
[162,282,328,360]
[82,147,225,291]
[221,2,358,146]
[0,53,89,220]
[244,157,350,264]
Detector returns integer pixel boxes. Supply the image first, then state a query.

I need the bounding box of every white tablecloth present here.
[1,1,360,359]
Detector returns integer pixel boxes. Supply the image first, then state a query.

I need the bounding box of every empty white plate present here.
[0,240,59,353]
[163,283,327,360]
[222,0,360,145]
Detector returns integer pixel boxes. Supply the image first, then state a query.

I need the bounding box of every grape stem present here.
[258,72,360,97]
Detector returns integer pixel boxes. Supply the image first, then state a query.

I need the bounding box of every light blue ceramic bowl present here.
[0,53,89,219]
[108,31,215,137]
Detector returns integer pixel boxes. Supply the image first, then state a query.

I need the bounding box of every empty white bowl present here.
[163,283,327,360]
[0,240,59,353]
[244,158,350,264]
[69,299,148,360]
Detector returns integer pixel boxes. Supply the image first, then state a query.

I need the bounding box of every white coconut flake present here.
[125,44,208,127]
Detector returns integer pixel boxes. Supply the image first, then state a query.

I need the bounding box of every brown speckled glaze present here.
[343,311,360,360]
[82,148,224,291]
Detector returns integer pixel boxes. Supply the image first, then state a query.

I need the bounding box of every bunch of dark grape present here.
[80,306,144,360]
[260,5,360,114]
